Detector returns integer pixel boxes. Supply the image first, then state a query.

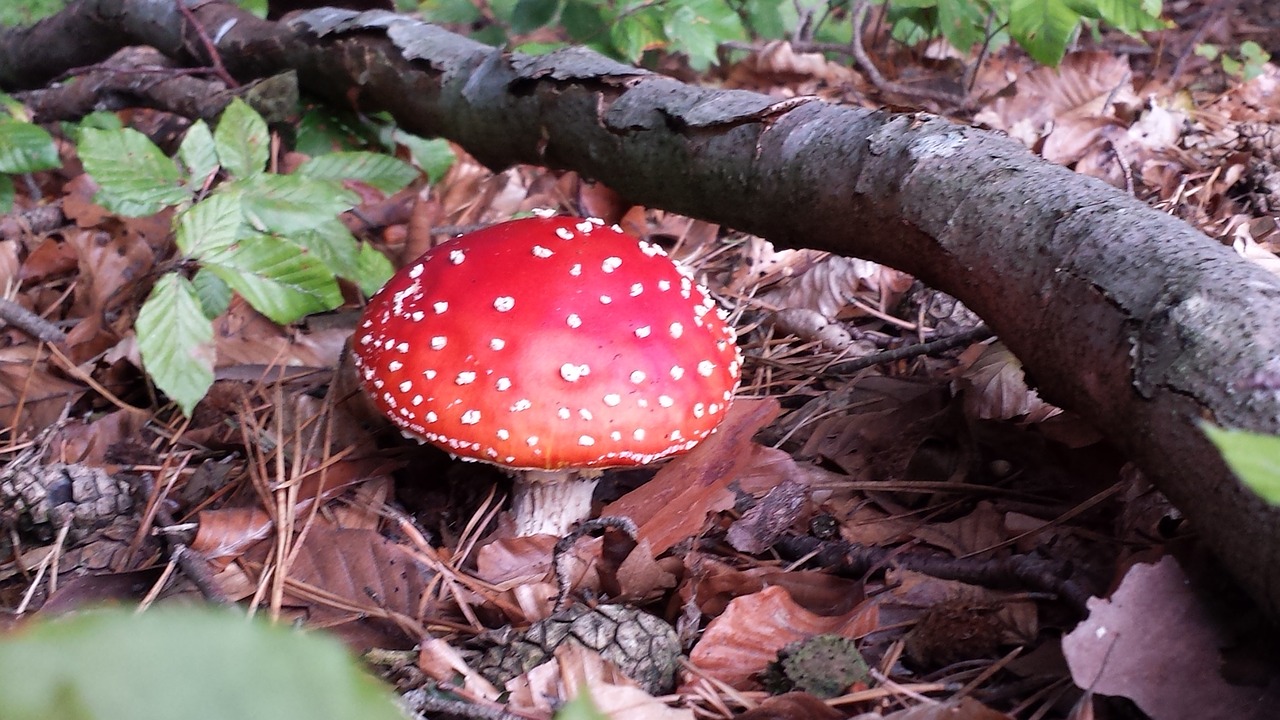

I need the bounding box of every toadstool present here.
[352,214,741,536]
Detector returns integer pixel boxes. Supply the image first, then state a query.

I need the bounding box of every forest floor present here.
[2,1,1280,719]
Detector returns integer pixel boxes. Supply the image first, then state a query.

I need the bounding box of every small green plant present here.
[419,0,789,70]
[1203,424,1280,506]
[77,98,449,415]
[0,0,69,27]
[0,92,60,212]
[0,606,405,720]
[882,0,1167,66]
[417,0,1166,71]
[1195,41,1272,82]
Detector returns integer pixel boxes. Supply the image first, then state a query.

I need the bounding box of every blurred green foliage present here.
[0,0,71,27]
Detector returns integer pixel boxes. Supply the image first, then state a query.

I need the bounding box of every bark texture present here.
[4,1,1280,618]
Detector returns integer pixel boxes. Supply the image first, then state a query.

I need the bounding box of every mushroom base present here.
[510,469,602,537]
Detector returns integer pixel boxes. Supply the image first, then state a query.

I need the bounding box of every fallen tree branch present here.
[5,0,1280,621]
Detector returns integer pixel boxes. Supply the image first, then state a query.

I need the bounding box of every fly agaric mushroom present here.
[352,214,741,536]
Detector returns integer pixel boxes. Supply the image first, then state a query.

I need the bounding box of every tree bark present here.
[5,1,1280,619]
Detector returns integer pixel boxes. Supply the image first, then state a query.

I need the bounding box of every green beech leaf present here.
[0,121,59,173]
[1203,424,1280,505]
[0,175,12,213]
[136,274,215,416]
[0,606,402,720]
[179,120,220,188]
[237,173,359,235]
[393,133,456,184]
[214,98,270,178]
[297,151,419,195]
[286,219,361,280]
[610,10,665,62]
[191,267,233,319]
[1087,0,1168,32]
[1010,0,1081,66]
[356,241,395,297]
[176,191,242,257]
[78,127,189,216]
[202,234,343,324]
[510,0,562,33]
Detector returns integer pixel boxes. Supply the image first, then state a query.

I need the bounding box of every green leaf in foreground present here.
[176,191,242,257]
[0,120,59,173]
[202,234,343,324]
[554,689,610,720]
[1203,424,1280,505]
[357,241,396,297]
[0,175,12,213]
[297,151,419,195]
[237,173,359,235]
[78,127,190,216]
[394,133,456,184]
[214,97,270,179]
[179,119,220,188]
[136,274,215,416]
[0,606,402,720]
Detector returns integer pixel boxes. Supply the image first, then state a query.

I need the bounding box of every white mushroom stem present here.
[510,469,603,536]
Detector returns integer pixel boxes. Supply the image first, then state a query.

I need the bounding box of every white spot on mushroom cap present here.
[494,296,515,312]
[569,264,582,276]
[555,227,574,240]
[557,407,571,420]
[560,363,590,382]
[409,264,424,279]
[399,381,412,393]
[433,301,448,314]
[658,395,674,408]
[461,410,481,425]
[603,394,621,406]
[600,295,612,304]
[449,249,465,264]
[388,360,403,372]
[490,338,505,351]
[698,360,716,377]
[567,314,582,328]
[497,377,512,391]
[670,366,684,380]
[575,220,594,233]
[532,245,553,258]
[635,326,651,338]
[669,322,683,338]
[630,371,646,384]
[578,435,595,446]
[456,371,476,385]
[430,336,447,350]
[601,257,622,273]
[511,399,531,412]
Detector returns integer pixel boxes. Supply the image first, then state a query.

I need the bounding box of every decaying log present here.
[4,1,1280,619]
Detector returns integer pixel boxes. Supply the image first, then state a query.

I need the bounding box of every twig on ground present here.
[0,298,67,345]
[775,533,1095,613]
[823,323,993,377]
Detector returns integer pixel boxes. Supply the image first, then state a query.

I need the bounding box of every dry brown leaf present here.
[952,341,1061,423]
[418,636,504,700]
[975,52,1139,142]
[556,643,692,720]
[883,697,1013,720]
[191,455,388,558]
[1062,557,1276,720]
[602,396,781,554]
[0,345,85,434]
[909,501,1007,558]
[280,526,434,629]
[686,585,879,689]
[757,255,909,320]
[211,298,348,369]
[736,692,844,720]
[683,554,864,619]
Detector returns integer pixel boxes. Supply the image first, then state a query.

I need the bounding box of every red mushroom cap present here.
[353,215,741,470]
